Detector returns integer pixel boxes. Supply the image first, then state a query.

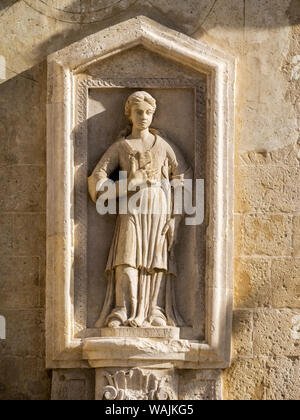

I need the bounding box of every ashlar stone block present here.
[0,213,13,256]
[253,309,300,357]
[232,310,253,358]
[234,258,271,308]
[0,257,40,309]
[0,310,45,358]
[271,259,300,309]
[222,358,266,400]
[237,214,293,257]
[264,357,300,400]
[0,166,46,213]
[13,213,45,257]
[293,216,300,257]
[235,165,300,213]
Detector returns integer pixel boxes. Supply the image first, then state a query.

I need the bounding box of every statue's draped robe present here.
[88,131,189,327]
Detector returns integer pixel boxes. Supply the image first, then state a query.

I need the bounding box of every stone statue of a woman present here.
[88,91,190,329]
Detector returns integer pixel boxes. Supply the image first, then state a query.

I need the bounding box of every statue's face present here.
[130,102,154,130]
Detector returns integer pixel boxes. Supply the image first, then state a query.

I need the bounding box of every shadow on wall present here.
[0,0,19,14]
[0,61,51,399]
[0,61,47,164]
[287,0,300,25]
[3,0,299,64]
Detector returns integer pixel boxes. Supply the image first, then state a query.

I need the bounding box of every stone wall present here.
[0,0,299,400]
[0,61,50,399]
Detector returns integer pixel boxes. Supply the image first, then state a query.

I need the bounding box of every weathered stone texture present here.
[0,63,46,165]
[235,165,300,213]
[51,369,95,401]
[223,358,266,400]
[232,310,253,358]
[0,357,50,400]
[0,310,45,357]
[239,142,300,167]
[13,213,46,256]
[223,356,300,401]
[253,309,300,357]
[178,370,222,401]
[230,10,299,397]
[0,61,49,399]
[234,258,271,308]
[236,214,293,257]
[271,259,300,309]
[0,257,40,309]
[264,357,300,400]
[293,216,300,257]
[0,166,46,213]
[0,213,13,256]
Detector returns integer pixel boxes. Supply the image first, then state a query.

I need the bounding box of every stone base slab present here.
[100,327,180,339]
[82,337,223,370]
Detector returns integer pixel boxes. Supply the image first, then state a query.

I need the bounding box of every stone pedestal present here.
[82,337,223,400]
[50,366,222,400]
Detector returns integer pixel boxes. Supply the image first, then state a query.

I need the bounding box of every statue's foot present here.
[128,316,144,327]
[127,317,135,327]
[151,317,167,327]
[149,307,167,327]
[108,319,122,328]
[106,307,127,328]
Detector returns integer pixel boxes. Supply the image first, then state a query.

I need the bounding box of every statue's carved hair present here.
[125,91,157,120]
[118,91,157,138]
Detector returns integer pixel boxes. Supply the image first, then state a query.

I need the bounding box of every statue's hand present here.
[128,169,148,189]
[128,155,148,189]
[162,217,180,252]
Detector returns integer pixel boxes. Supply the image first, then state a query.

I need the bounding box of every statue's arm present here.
[163,140,193,250]
[166,141,192,182]
[88,142,120,203]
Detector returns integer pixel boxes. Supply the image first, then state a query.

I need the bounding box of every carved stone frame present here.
[46,16,235,369]
[75,77,206,337]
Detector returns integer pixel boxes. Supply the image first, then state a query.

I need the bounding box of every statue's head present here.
[125,91,156,130]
